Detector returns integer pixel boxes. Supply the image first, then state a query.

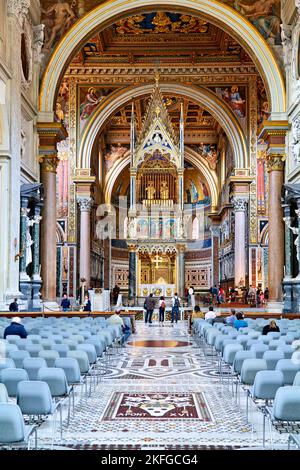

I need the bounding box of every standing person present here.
[188,286,196,308]
[145,293,156,324]
[264,286,269,303]
[61,293,71,312]
[159,296,166,325]
[9,298,19,312]
[4,317,27,339]
[83,294,91,312]
[171,293,181,324]
[218,285,225,304]
[112,284,120,305]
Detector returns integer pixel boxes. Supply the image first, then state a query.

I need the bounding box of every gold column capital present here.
[176,243,186,254]
[39,156,60,173]
[266,154,286,172]
[128,244,137,253]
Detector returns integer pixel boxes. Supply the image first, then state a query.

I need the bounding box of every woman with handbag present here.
[159,296,166,325]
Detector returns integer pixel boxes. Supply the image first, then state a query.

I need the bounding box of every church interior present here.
[1,0,300,454]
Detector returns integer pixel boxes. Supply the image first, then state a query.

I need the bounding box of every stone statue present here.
[127,218,137,239]
[160,181,169,200]
[145,181,156,200]
[284,216,300,261]
[25,217,35,267]
[292,115,300,163]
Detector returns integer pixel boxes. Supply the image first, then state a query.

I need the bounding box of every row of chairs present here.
[193,318,300,448]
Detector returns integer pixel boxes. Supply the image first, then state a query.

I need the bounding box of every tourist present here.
[264,287,269,303]
[112,284,120,305]
[217,285,225,304]
[171,293,181,324]
[226,309,237,327]
[145,293,156,324]
[259,290,265,306]
[205,306,216,321]
[61,293,71,312]
[262,320,280,335]
[9,298,19,312]
[211,285,218,304]
[107,308,124,327]
[159,296,166,324]
[4,317,27,339]
[120,322,131,346]
[233,312,248,330]
[83,294,91,312]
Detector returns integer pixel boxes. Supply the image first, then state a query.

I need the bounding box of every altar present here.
[139,284,176,297]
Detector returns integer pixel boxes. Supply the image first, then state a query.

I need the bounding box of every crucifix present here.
[153,254,163,268]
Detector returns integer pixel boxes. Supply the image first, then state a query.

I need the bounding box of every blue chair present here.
[263,350,284,370]
[5,335,21,345]
[8,350,30,368]
[37,367,72,424]
[52,344,69,358]
[265,386,300,448]
[221,343,243,384]
[293,371,300,386]
[1,368,29,397]
[250,343,269,359]
[55,357,86,404]
[38,350,60,367]
[0,383,9,403]
[0,358,16,371]
[0,403,38,449]
[25,344,43,357]
[275,359,300,385]
[276,344,294,359]
[267,332,281,340]
[269,340,285,351]
[23,357,47,380]
[17,381,62,447]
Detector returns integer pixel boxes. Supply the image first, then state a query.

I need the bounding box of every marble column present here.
[210,225,220,287]
[40,157,59,301]
[128,244,137,299]
[233,198,248,287]
[176,244,186,298]
[78,197,93,290]
[258,121,288,309]
[266,156,285,304]
[38,123,68,302]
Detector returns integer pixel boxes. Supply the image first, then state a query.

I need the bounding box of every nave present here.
[33,321,293,450]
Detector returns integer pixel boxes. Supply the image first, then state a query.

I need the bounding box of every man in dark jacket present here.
[145,293,156,324]
[4,317,27,339]
[9,298,18,312]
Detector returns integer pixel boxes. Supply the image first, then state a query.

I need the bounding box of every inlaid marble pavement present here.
[36,321,292,450]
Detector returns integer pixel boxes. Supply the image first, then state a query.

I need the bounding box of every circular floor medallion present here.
[127,340,192,348]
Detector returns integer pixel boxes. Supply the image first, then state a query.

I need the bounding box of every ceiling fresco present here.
[40,1,282,55]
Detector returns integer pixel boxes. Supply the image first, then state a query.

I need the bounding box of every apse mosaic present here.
[184,172,211,206]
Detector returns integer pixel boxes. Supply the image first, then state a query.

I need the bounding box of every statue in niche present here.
[160,181,169,200]
[284,215,300,262]
[292,116,300,163]
[127,218,137,239]
[25,217,35,268]
[145,181,156,200]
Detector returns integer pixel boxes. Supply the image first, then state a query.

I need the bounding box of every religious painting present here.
[150,219,160,238]
[41,1,78,52]
[55,80,69,129]
[192,143,220,171]
[105,144,129,171]
[220,1,281,43]
[137,219,149,238]
[257,78,270,125]
[214,85,247,130]
[78,87,114,133]
[163,219,175,239]
[184,173,211,206]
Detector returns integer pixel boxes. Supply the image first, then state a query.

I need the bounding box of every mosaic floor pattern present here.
[36,321,292,450]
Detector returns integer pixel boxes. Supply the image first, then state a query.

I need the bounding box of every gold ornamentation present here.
[266,155,285,172]
[39,156,59,173]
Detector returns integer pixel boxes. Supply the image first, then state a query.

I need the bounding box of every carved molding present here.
[232,198,248,212]
[7,0,30,24]
[77,197,93,212]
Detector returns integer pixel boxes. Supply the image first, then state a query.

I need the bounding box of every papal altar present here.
[139,284,176,297]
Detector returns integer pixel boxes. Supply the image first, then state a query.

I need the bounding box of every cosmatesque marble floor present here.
[35,321,297,450]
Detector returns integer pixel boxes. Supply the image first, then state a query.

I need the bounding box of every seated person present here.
[4,317,27,339]
[107,309,124,326]
[233,312,248,330]
[262,320,280,335]
[226,309,236,327]
[192,305,204,320]
[120,323,131,346]
[205,306,216,321]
